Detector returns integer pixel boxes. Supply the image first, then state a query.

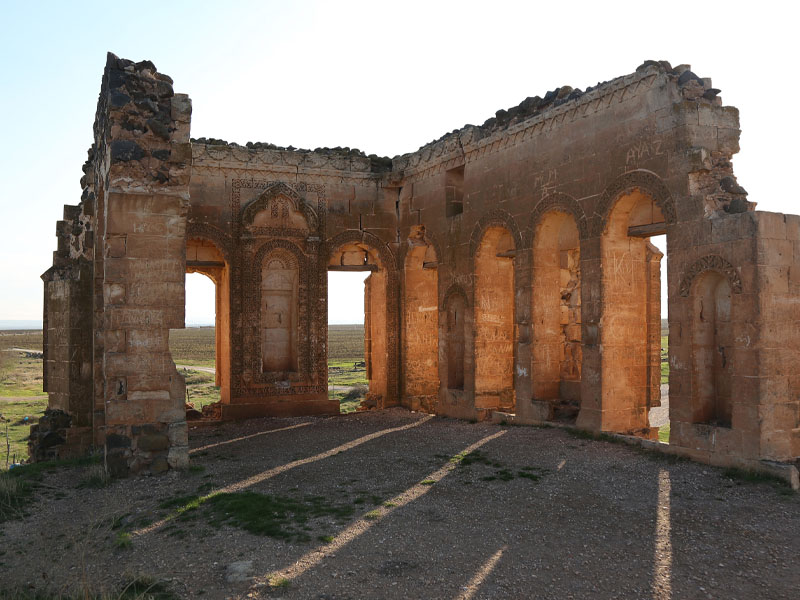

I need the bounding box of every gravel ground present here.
[1,408,798,599]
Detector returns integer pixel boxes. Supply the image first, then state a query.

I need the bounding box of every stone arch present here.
[527,192,589,246]
[186,222,232,262]
[324,229,399,407]
[679,255,743,297]
[241,181,319,233]
[324,229,398,272]
[441,283,469,312]
[592,169,676,237]
[397,227,444,269]
[249,239,310,380]
[468,208,523,258]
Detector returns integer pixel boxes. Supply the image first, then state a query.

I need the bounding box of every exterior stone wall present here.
[39,56,799,481]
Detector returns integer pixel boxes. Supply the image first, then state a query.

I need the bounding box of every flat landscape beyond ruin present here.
[1,409,797,599]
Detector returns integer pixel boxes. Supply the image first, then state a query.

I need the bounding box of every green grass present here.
[0,470,32,523]
[661,335,669,385]
[158,490,357,542]
[1,397,47,467]
[658,423,670,443]
[180,368,220,410]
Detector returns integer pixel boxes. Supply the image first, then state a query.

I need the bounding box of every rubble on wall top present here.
[190,59,723,176]
[191,137,394,173]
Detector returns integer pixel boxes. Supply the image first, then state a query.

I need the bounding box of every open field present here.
[169,327,216,368]
[0,409,796,599]
[1,331,46,465]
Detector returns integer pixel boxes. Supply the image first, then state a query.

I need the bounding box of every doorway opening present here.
[474,226,516,414]
[532,211,582,423]
[402,231,439,413]
[601,190,666,438]
[327,241,388,414]
[169,238,230,420]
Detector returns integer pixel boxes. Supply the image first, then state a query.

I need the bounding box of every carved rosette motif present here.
[527,192,589,246]
[679,255,742,297]
[592,170,676,237]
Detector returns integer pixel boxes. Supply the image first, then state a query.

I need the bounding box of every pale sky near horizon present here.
[1,1,796,324]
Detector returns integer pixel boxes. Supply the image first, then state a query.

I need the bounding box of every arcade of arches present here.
[38,54,800,484]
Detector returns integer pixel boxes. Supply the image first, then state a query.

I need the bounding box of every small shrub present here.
[269,576,291,588]
[80,463,110,488]
[115,531,133,549]
[363,510,381,520]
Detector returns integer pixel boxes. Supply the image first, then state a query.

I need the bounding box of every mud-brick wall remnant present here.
[40,56,800,485]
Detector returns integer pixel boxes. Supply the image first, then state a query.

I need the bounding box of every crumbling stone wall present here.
[37,54,191,475]
[41,56,799,479]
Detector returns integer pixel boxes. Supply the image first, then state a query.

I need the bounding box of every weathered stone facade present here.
[39,54,800,482]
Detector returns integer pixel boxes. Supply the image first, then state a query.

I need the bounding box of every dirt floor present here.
[1,409,798,599]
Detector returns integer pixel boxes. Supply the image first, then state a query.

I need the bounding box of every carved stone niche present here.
[261,251,299,373]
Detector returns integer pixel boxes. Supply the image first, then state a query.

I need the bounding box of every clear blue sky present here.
[1,1,796,323]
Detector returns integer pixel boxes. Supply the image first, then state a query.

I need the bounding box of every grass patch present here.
[0,471,31,523]
[118,576,178,599]
[1,396,47,467]
[363,509,381,520]
[564,428,623,444]
[195,491,356,541]
[79,463,110,489]
[722,467,793,491]
[420,479,436,486]
[0,331,44,398]
[7,454,100,482]
[180,368,220,411]
[658,423,670,443]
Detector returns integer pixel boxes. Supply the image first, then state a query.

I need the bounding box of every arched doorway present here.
[402,229,439,412]
[185,237,231,403]
[599,189,664,434]
[327,236,397,409]
[532,210,581,421]
[690,271,733,426]
[474,226,516,413]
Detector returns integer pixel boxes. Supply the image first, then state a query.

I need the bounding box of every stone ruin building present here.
[35,53,800,485]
